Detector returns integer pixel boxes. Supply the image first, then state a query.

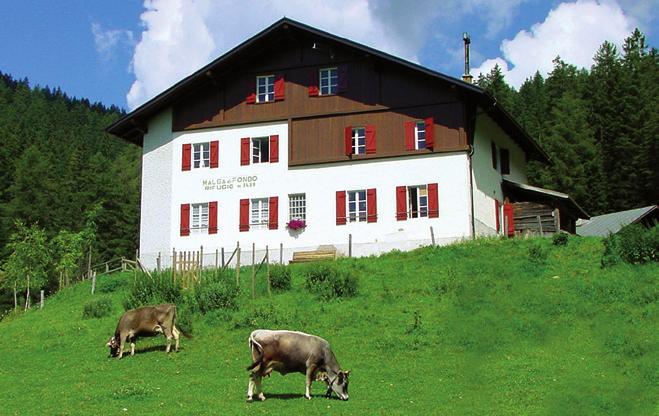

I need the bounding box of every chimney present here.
[462,32,473,84]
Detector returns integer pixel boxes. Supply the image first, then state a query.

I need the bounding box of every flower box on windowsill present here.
[286,219,306,231]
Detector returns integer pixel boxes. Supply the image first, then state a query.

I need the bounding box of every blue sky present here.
[1,1,655,111]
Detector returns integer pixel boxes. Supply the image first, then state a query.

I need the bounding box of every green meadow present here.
[0,237,656,415]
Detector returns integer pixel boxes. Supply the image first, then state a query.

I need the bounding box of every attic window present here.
[256,75,275,103]
[500,148,510,175]
[319,67,338,95]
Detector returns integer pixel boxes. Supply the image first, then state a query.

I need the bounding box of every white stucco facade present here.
[139,111,477,267]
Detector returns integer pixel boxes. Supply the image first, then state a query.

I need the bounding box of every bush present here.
[552,232,569,246]
[269,264,291,292]
[194,280,238,314]
[602,224,658,266]
[303,262,358,300]
[527,244,548,264]
[96,276,127,293]
[82,297,113,319]
[232,300,294,329]
[123,271,183,310]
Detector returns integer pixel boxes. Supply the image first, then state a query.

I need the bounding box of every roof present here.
[502,180,589,219]
[576,205,658,237]
[106,18,550,163]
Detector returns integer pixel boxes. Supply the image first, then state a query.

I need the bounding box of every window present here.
[352,127,366,155]
[408,185,428,218]
[289,193,306,221]
[491,142,498,169]
[347,190,367,222]
[500,148,510,175]
[191,203,209,231]
[319,67,338,95]
[256,75,274,103]
[250,198,269,228]
[193,142,210,169]
[415,121,426,150]
[252,137,270,163]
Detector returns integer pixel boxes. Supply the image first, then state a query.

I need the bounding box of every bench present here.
[290,249,337,263]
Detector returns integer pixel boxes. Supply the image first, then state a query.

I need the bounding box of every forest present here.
[0,28,656,311]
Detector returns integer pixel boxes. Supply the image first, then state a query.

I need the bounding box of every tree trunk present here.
[24,275,30,310]
[13,283,17,310]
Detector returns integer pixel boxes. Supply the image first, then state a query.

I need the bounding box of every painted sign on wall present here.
[203,175,258,191]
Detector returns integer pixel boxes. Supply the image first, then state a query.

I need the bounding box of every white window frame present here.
[256,75,275,103]
[193,142,210,169]
[252,137,270,164]
[319,67,338,95]
[289,193,306,221]
[347,190,367,223]
[415,121,426,150]
[191,203,209,232]
[408,185,428,218]
[250,198,269,229]
[352,127,366,155]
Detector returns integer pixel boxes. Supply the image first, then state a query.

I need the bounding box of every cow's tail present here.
[172,305,193,338]
[246,332,264,372]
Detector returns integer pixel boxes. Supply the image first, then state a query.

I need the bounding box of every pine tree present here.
[476,64,516,111]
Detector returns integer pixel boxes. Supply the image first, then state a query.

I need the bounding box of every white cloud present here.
[472,0,636,88]
[91,22,135,62]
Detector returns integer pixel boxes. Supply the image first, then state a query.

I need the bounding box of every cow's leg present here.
[255,374,265,401]
[118,333,127,359]
[162,326,174,353]
[130,338,136,356]
[172,326,180,352]
[247,373,265,402]
[305,365,317,400]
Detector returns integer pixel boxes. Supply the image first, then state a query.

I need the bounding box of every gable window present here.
[319,67,338,95]
[289,193,306,221]
[500,148,510,174]
[352,127,366,155]
[252,137,270,163]
[408,185,428,218]
[193,142,210,169]
[415,121,426,150]
[250,198,269,229]
[347,190,367,222]
[191,203,209,232]
[256,75,275,103]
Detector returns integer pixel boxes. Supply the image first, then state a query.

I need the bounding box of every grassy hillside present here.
[0,237,656,415]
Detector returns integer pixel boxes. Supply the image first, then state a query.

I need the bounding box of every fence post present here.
[200,245,204,270]
[235,242,241,287]
[251,243,256,299]
[105,263,109,273]
[266,245,271,297]
[215,249,219,270]
[279,242,283,264]
[430,226,436,245]
[86,245,92,280]
[157,252,161,272]
[172,248,177,282]
[135,248,139,262]
[221,247,225,268]
[121,257,126,272]
[91,272,96,295]
[40,290,44,309]
[349,234,352,257]
[537,215,543,235]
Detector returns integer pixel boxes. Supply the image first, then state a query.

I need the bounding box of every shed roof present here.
[106,18,550,163]
[502,180,589,219]
[576,205,657,237]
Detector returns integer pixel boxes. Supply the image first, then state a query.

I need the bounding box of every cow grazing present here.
[246,329,350,401]
[106,304,183,359]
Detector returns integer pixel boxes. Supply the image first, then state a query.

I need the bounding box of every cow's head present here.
[323,370,350,401]
[106,336,120,357]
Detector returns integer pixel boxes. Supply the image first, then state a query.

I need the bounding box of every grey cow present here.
[106,304,183,359]
[246,329,350,401]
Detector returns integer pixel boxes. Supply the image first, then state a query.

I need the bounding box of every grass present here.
[0,237,656,415]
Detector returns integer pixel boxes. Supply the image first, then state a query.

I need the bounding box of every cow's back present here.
[117,304,175,334]
[251,330,328,372]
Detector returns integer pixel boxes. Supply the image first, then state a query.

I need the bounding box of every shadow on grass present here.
[251,393,341,401]
[107,344,183,358]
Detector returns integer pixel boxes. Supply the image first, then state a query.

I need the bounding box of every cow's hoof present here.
[305,395,312,400]
[246,397,253,403]
[258,393,266,401]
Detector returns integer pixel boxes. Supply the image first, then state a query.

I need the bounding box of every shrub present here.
[123,271,183,310]
[527,244,548,264]
[232,300,294,329]
[194,280,238,314]
[96,276,127,293]
[602,224,658,266]
[552,232,569,246]
[82,297,113,319]
[303,263,358,300]
[269,264,291,292]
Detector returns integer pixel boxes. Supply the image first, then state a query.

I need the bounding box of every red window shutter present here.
[240,138,250,166]
[428,183,439,218]
[495,200,500,232]
[274,74,285,101]
[210,140,219,168]
[344,126,353,156]
[396,186,407,221]
[180,204,190,236]
[182,144,191,171]
[503,202,515,237]
[309,69,319,96]
[404,121,415,151]
[425,117,434,149]
[365,125,376,154]
[338,64,348,92]
[209,201,218,234]
[367,188,377,223]
[239,199,250,232]
[268,196,278,230]
[269,135,279,163]
[336,191,346,225]
[246,77,256,104]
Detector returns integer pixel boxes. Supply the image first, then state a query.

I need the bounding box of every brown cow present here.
[246,329,350,401]
[106,304,182,359]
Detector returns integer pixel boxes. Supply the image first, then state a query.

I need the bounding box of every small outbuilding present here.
[576,205,658,237]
